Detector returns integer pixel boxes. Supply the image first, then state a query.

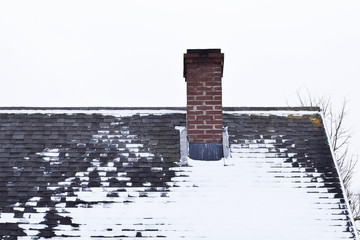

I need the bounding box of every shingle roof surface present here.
[0,108,357,239]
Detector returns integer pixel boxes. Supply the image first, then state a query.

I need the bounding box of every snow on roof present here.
[0,108,357,239]
[0,107,319,117]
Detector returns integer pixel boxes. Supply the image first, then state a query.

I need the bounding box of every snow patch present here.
[0,109,186,117]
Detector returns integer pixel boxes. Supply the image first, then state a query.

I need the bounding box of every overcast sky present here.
[1,0,360,187]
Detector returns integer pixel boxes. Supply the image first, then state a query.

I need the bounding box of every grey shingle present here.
[0,107,356,239]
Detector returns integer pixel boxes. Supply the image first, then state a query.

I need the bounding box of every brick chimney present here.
[183,49,224,160]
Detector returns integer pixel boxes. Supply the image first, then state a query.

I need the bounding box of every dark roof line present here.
[224,107,320,111]
[0,106,320,111]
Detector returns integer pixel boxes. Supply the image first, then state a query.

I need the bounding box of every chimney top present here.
[186,49,221,54]
[183,49,224,78]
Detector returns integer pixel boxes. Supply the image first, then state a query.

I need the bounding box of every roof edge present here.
[320,112,360,239]
[0,106,320,111]
[223,107,320,112]
[0,107,186,111]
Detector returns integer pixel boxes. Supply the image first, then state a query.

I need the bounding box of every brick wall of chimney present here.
[184,49,224,144]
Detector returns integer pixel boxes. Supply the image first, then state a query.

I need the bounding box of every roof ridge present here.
[0,107,186,110]
[223,107,320,111]
[0,106,320,111]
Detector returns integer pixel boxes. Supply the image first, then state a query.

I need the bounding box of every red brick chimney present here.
[183,49,224,160]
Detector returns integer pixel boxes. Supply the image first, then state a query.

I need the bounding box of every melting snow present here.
[4,109,357,239]
[36,148,60,165]
[23,154,355,240]
[0,109,186,117]
[0,108,319,118]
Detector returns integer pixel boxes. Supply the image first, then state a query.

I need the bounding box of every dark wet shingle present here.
[0,108,356,239]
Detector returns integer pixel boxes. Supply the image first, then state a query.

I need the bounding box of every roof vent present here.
[183,49,224,160]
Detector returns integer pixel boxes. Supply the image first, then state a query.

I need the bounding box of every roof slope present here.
[0,108,357,239]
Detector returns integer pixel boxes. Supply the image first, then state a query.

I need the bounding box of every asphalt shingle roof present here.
[0,107,357,239]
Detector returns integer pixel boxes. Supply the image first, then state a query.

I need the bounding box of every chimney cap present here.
[186,49,221,54]
[183,48,224,78]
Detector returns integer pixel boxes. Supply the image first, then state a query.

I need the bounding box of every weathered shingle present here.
[0,107,357,239]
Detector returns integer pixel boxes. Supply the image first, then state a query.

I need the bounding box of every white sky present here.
[0,0,360,188]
